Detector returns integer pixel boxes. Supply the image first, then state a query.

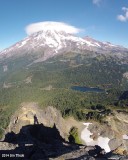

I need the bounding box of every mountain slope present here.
[0,30,88,61]
[0,30,128,63]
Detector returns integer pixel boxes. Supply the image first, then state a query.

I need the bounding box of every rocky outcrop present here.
[105,111,128,154]
[0,103,128,159]
[1,124,128,160]
[109,139,122,151]
[5,103,83,142]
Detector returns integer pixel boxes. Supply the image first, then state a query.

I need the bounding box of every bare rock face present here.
[5,103,83,141]
[109,139,123,151]
[7,103,40,134]
[88,123,115,139]
[106,111,128,135]
[124,140,128,152]
[0,142,18,150]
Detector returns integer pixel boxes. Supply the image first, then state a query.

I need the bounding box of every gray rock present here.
[123,140,128,151]
[107,154,122,160]
[26,111,34,119]
[109,138,122,151]
[119,156,128,160]
[0,142,17,150]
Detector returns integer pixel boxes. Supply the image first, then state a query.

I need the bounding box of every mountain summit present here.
[0,30,86,61]
[0,29,128,63]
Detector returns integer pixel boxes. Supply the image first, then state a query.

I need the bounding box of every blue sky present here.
[0,0,128,50]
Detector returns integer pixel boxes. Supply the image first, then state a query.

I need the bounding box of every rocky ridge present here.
[0,103,128,159]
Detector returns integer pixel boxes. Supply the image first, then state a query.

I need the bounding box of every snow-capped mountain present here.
[0,30,86,61]
[0,29,128,62]
[84,36,128,53]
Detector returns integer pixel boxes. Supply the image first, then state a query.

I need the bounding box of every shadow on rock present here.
[0,124,80,159]
[0,124,127,160]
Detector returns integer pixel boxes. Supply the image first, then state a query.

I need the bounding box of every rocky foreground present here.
[0,103,128,160]
[0,124,128,160]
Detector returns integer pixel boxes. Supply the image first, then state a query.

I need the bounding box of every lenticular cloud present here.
[25,21,82,35]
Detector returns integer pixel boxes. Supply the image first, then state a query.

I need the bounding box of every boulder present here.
[109,138,122,151]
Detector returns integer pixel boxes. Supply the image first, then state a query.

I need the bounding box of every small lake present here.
[71,86,104,93]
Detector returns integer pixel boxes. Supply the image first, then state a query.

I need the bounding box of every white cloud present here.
[92,0,102,6]
[25,21,83,35]
[122,7,128,12]
[117,7,128,22]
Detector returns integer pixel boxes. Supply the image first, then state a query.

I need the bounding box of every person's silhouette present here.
[34,114,39,124]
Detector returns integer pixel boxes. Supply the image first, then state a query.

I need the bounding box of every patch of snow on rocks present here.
[81,123,110,153]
